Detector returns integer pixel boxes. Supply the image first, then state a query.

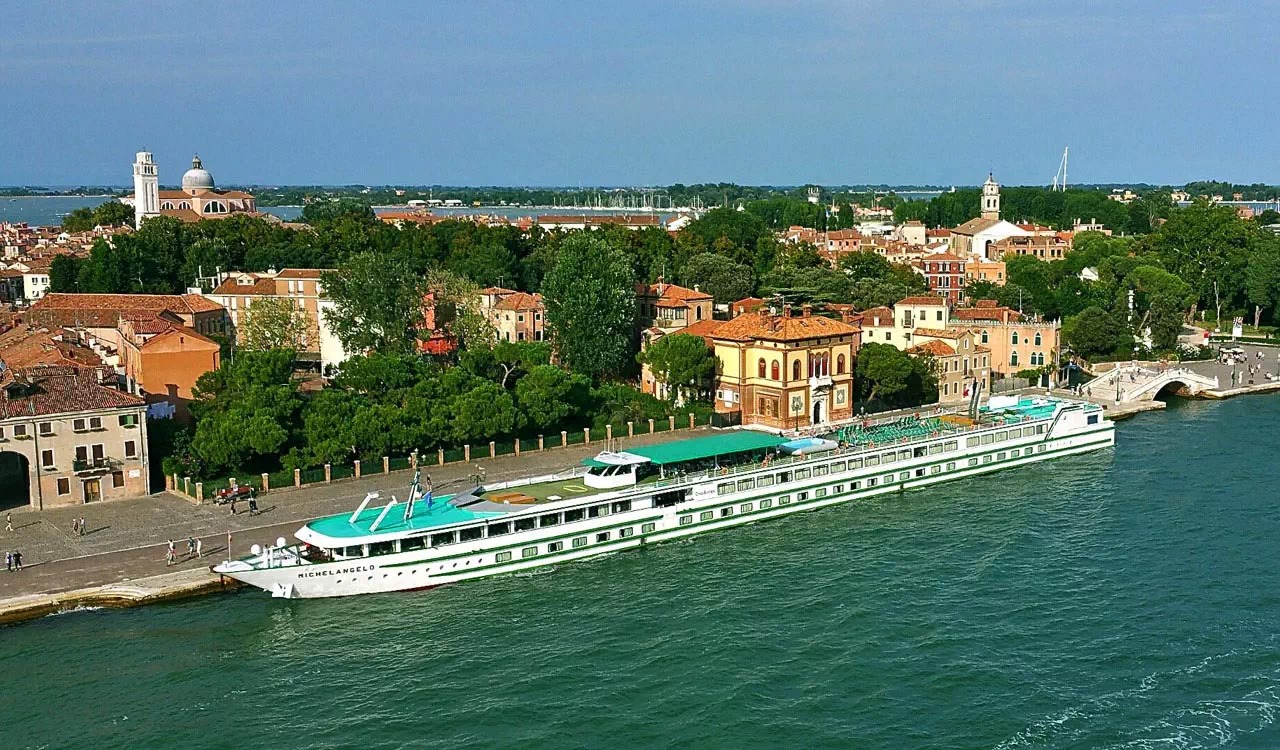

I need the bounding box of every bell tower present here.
[133,151,159,228]
[980,172,1000,220]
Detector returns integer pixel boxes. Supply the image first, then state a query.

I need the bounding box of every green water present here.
[5,397,1280,749]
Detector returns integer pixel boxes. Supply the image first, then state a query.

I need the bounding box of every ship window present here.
[945,441,958,451]
[737,478,755,492]
[641,522,656,533]
[619,527,634,538]
[849,458,863,469]
[867,478,877,487]
[720,507,733,517]
[548,541,564,552]
[815,489,827,498]
[797,491,809,501]
[588,504,611,518]
[779,495,791,505]
[522,546,537,558]
[343,545,362,558]
[572,537,587,548]
[488,522,510,536]
[680,515,693,526]
[928,443,943,456]
[1036,425,1046,434]
[760,499,772,509]
[981,434,994,445]
[740,503,753,512]
[851,481,861,490]
[914,468,925,478]
[596,532,611,543]
[430,532,455,547]
[369,541,396,556]
[514,517,536,531]
[914,446,927,458]
[968,458,979,467]
[966,437,979,448]
[700,511,713,521]
[865,455,879,467]
[982,455,993,464]
[996,431,1008,442]
[813,465,829,477]
[402,536,427,551]
[611,500,631,514]
[717,482,734,495]
[564,508,585,522]
[895,450,908,462]
[930,465,941,475]
[459,527,483,542]
[1037,444,1046,452]
[794,468,811,480]
[1088,414,1099,425]
[1008,428,1021,438]
[899,472,909,481]
[757,475,775,487]
[776,471,792,483]
[997,452,1007,461]
[1011,449,1020,458]
[496,551,512,562]
[830,461,846,473]
[882,452,896,464]
[833,485,843,494]
[539,513,560,527]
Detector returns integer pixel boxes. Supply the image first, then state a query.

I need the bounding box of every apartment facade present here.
[207,268,349,371]
[905,330,991,403]
[0,365,149,509]
[919,254,967,303]
[636,281,713,332]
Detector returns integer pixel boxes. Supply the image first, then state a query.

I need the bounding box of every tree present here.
[636,333,716,405]
[49,255,82,293]
[855,343,915,402]
[1062,306,1132,360]
[1245,241,1280,326]
[424,268,494,351]
[239,297,313,353]
[1142,201,1253,322]
[321,251,427,355]
[188,349,300,475]
[541,233,637,378]
[515,365,587,429]
[61,201,134,232]
[681,252,754,304]
[682,207,769,254]
[1147,295,1184,351]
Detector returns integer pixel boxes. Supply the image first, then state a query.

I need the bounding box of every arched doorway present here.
[812,399,825,425]
[0,452,30,511]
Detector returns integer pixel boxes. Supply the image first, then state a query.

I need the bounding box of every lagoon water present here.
[5,396,1280,749]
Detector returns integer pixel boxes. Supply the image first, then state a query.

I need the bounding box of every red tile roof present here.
[897,296,947,306]
[30,293,223,327]
[211,276,277,295]
[906,340,956,356]
[0,365,144,418]
[711,311,860,343]
[493,292,544,311]
[636,282,712,303]
[276,268,323,279]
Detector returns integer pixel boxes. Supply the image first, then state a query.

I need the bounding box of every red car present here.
[214,485,256,504]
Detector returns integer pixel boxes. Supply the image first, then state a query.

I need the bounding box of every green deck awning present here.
[621,431,787,466]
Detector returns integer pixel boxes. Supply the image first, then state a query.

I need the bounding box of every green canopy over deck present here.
[584,431,787,468]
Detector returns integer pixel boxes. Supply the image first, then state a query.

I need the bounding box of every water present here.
[4,396,1280,749]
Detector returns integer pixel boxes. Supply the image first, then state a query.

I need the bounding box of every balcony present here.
[808,374,833,390]
[74,457,119,475]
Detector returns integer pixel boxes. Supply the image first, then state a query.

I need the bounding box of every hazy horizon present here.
[3,1,1277,187]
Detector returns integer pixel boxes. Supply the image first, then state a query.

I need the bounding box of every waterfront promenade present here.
[0,428,702,603]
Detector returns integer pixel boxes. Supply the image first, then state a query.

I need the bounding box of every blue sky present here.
[1,1,1275,187]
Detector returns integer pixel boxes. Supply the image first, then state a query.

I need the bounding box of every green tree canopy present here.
[322,251,427,355]
[636,333,717,404]
[541,233,637,378]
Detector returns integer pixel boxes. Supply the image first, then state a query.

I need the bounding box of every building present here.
[990,234,1072,261]
[949,174,1031,259]
[919,253,967,303]
[965,258,1007,286]
[639,318,723,400]
[535,215,661,231]
[708,305,860,429]
[489,292,545,343]
[951,301,1059,377]
[636,280,713,333]
[904,330,990,403]
[126,153,261,228]
[0,365,149,509]
[206,269,348,372]
[729,297,766,318]
[900,220,927,246]
[115,322,220,419]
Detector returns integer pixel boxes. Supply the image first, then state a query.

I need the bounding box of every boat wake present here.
[47,604,105,617]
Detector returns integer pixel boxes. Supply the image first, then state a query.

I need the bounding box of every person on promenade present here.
[5,551,11,572]
[71,518,79,537]
[248,497,258,516]
[187,536,196,557]
[13,550,21,571]
[196,537,203,558]
[5,513,11,533]
[166,539,176,566]
[230,496,237,515]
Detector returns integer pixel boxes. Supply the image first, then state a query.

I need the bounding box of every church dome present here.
[181,156,215,191]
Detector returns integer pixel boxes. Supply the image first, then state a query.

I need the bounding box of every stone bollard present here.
[410,451,418,469]
[538,435,544,451]
[354,460,361,479]
[489,441,495,458]
[628,421,634,438]
[464,445,471,463]
[383,456,389,474]
[515,438,521,456]
[438,448,445,466]
[262,472,270,493]
[324,464,332,483]
[584,428,590,445]
[172,473,180,491]
[561,430,567,448]
[649,418,655,434]
[606,424,613,442]
[669,415,675,431]
[184,476,191,495]
[689,413,695,429]
[294,468,301,488]
[195,482,204,503]
[166,474,175,491]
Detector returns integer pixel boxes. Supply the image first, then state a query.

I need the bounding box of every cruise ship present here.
[214,395,1114,599]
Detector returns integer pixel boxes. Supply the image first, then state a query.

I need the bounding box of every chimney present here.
[693,284,700,292]
[801,304,812,318]
[783,303,792,319]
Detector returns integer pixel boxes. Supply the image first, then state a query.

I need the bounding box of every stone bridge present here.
[1082,364,1219,403]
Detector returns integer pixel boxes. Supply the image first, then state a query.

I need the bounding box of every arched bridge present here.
[1082,364,1219,404]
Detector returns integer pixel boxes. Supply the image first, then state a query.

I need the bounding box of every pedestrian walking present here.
[5,551,11,572]
[196,537,203,558]
[5,512,11,533]
[187,536,196,557]
[13,550,21,571]
[71,518,79,537]
[79,516,86,537]
[166,539,176,567]
[248,497,258,516]
[230,497,237,515]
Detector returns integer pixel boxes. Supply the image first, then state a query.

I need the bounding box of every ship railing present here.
[483,466,589,493]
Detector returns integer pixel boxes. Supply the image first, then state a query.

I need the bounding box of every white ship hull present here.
[218,419,1114,599]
